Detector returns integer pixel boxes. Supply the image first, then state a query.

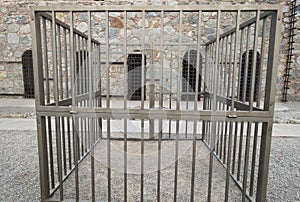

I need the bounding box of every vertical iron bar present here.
[64,28,69,98]
[123,10,128,202]
[208,9,221,201]
[249,122,259,196]
[225,121,233,202]
[242,26,251,103]
[52,11,58,106]
[191,12,201,200]
[231,10,241,109]
[58,25,63,100]
[231,121,239,174]
[258,10,281,201]
[31,11,50,200]
[257,18,267,107]
[52,11,63,200]
[141,10,146,110]
[237,28,244,101]
[42,18,50,104]
[242,122,252,202]
[157,10,164,202]
[87,11,95,202]
[105,10,111,202]
[237,121,244,181]
[249,10,260,111]
[70,10,79,201]
[174,10,183,201]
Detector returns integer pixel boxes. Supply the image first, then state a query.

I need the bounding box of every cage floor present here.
[51,139,245,201]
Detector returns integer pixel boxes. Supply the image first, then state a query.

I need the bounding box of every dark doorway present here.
[182,50,202,101]
[22,50,35,98]
[238,50,261,102]
[127,52,146,100]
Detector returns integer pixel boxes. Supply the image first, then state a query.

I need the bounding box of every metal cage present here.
[31,5,281,202]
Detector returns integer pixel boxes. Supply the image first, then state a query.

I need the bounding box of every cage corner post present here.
[31,9,49,201]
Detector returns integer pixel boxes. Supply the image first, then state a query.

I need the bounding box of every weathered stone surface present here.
[78,13,88,21]
[7,24,19,33]
[3,16,12,24]
[0,25,7,32]
[16,16,27,24]
[20,24,30,34]
[20,35,31,45]
[7,33,19,44]
[109,28,119,38]
[189,13,198,24]
[76,22,88,33]
[0,65,5,71]
[14,51,23,58]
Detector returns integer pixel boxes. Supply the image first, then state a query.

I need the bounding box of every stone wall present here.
[0,0,299,101]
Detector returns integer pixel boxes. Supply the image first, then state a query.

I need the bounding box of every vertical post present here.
[257,9,281,201]
[70,10,79,201]
[31,10,50,200]
[208,9,220,201]
[123,10,128,202]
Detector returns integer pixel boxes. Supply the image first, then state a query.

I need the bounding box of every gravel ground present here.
[0,130,40,201]
[0,129,299,201]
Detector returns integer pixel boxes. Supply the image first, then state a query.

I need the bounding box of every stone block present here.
[7,33,19,44]
[76,22,88,33]
[0,25,7,32]
[7,24,19,32]
[20,35,31,45]
[20,24,31,34]
[16,16,27,24]
[0,64,5,71]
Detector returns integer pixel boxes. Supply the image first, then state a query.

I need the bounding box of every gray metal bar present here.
[208,120,217,201]
[52,11,58,106]
[227,34,233,107]
[231,121,239,174]
[237,28,244,101]
[263,10,281,111]
[169,46,173,137]
[231,10,241,109]
[77,36,82,95]
[55,117,64,200]
[157,10,164,202]
[257,18,267,108]
[257,10,281,201]
[225,121,233,202]
[242,26,251,103]
[61,116,67,175]
[64,28,69,98]
[177,10,183,111]
[69,10,79,201]
[123,10,128,202]
[237,121,244,181]
[242,121,252,202]
[141,10,146,110]
[249,122,259,196]
[33,5,281,12]
[191,13,201,198]
[174,119,179,202]
[42,17,50,104]
[149,44,155,139]
[58,25,63,100]
[87,11,95,202]
[140,119,144,202]
[249,10,260,111]
[105,11,111,202]
[213,9,220,111]
[31,11,50,200]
